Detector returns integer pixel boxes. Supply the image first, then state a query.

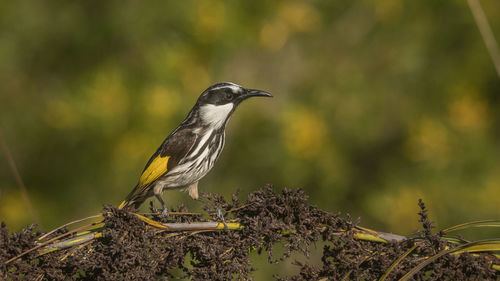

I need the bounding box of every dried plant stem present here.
[37,214,104,242]
[378,242,420,281]
[31,217,409,263]
[467,0,500,79]
[3,187,499,279]
[4,220,103,264]
[0,131,40,225]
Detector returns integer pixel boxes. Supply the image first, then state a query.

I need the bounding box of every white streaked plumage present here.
[157,133,223,190]
[188,129,213,158]
[210,132,224,167]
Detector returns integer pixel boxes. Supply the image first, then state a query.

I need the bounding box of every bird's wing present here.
[118,127,199,210]
[137,128,198,189]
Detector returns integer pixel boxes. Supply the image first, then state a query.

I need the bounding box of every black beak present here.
[243,89,273,99]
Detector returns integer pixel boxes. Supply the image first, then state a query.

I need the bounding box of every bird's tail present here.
[117,200,133,210]
[118,184,150,210]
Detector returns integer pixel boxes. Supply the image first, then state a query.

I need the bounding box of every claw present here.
[155,194,169,217]
[161,207,169,217]
[216,207,228,230]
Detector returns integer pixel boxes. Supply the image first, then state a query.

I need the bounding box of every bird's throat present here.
[199,103,233,129]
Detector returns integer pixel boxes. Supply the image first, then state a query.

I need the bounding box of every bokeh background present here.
[1,0,499,247]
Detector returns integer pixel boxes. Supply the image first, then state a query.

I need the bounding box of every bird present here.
[118,82,272,216]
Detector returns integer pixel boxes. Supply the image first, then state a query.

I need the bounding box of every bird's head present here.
[195,82,272,128]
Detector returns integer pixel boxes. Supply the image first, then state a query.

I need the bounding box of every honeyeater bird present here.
[118,82,272,215]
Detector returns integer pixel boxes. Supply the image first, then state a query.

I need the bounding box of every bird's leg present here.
[187,182,199,200]
[154,183,169,217]
[188,182,227,229]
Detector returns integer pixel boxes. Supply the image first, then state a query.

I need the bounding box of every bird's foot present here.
[154,194,169,217]
[161,207,170,217]
[215,207,228,230]
[151,206,169,217]
[197,198,228,230]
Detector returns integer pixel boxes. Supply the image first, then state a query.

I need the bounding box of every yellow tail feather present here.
[118,200,127,209]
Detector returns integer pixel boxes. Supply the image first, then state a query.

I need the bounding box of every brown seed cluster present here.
[1,185,499,280]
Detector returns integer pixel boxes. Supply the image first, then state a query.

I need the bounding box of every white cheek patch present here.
[199,103,234,128]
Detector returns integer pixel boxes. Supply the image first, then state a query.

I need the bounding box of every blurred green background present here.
[1,0,499,244]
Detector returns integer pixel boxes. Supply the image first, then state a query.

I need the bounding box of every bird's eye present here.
[225,92,233,100]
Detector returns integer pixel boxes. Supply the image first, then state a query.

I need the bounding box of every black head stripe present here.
[198,82,244,105]
[206,82,241,91]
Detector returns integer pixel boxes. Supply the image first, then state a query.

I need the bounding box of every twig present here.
[60,239,95,261]
[161,221,241,231]
[379,242,420,281]
[37,214,103,242]
[5,220,103,264]
[356,226,408,243]
[139,211,201,216]
[0,130,40,225]
[399,239,500,280]
[467,0,500,79]
[31,222,405,258]
[41,233,102,256]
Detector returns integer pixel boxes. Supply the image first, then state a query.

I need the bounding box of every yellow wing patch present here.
[139,155,170,188]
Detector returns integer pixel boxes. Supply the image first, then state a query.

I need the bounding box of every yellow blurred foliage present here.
[478,171,500,215]
[150,44,211,95]
[448,94,489,133]
[0,189,32,230]
[144,85,181,119]
[180,61,211,95]
[282,107,326,159]
[43,99,81,129]
[373,187,424,233]
[44,68,131,129]
[278,2,320,33]
[260,21,290,51]
[147,43,188,78]
[193,0,227,42]
[84,69,129,122]
[260,2,319,51]
[112,130,155,173]
[405,118,451,164]
[373,0,403,23]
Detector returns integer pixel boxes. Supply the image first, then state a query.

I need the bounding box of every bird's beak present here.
[243,89,273,99]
